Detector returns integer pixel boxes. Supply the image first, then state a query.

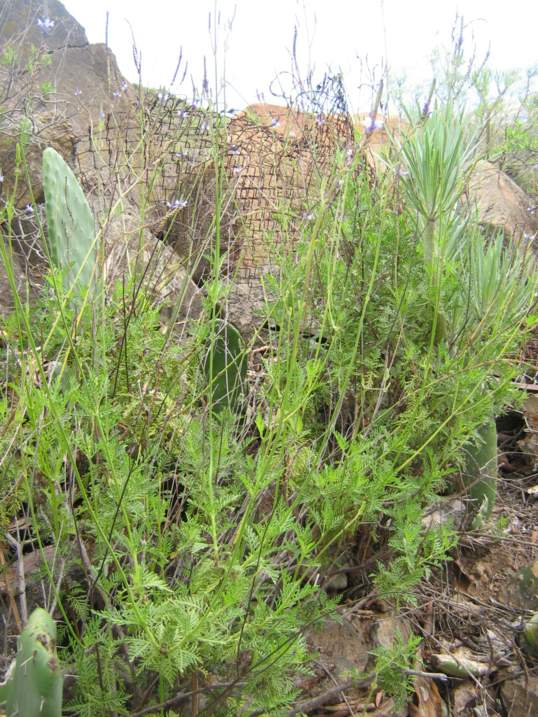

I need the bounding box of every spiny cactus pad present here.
[42,147,96,298]
[0,608,63,717]
[204,320,246,412]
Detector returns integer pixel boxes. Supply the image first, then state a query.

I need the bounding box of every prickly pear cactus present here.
[42,147,96,297]
[521,612,538,658]
[0,608,63,717]
[521,612,538,657]
[461,417,498,527]
[204,320,246,413]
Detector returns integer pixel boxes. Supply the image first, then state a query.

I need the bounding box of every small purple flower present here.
[157,92,169,103]
[395,166,409,178]
[302,211,314,221]
[270,117,280,128]
[233,166,243,175]
[363,117,384,133]
[167,198,188,210]
[175,151,188,159]
[178,109,189,119]
[99,110,105,119]
[120,81,128,92]
[421,101,432,118]
[228,145,240,156]
[74,88,82,97]
[112,90,121,98]
[37,17,55,34]
[200,121,209,132]
[25,204,34,215]
[0,173,4,183]
[316,114,326,127]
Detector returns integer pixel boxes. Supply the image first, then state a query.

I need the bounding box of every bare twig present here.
[315,661,357,716]
[5,532,27,624]
[0,542,21,631]
[130,681,246,717]
[404,668,449,683]
[286,677,373,716]
[248,675,373,717]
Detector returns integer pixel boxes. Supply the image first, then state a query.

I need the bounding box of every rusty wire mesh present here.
[73,76,357,291]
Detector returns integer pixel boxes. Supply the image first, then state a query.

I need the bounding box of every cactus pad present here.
[0,608,63,717]
[42,147,96,297]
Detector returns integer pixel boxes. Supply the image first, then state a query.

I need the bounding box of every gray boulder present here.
[0,0,133,207]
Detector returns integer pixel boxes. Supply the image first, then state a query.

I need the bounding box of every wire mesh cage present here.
[72,75,357,296]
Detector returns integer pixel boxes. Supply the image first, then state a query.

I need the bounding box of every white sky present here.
[62,0,538,111]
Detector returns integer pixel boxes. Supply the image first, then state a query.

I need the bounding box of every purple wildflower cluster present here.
[37,17,55,34]
[112,81,129,99]
[166,198,188,210]
[362,117,384,135]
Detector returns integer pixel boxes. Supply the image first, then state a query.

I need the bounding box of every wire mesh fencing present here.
[73,76,358,298]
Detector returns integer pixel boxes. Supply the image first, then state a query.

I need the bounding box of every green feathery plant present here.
[1,48,537,714]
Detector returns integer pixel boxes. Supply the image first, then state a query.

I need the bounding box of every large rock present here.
[98,201,203,329]
[466,159,538,242]
[0,199,203,327]
[208,103,355,333]
[0,0,87,56]
[500,673,538,716]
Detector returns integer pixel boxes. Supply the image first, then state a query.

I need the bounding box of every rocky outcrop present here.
[0,0,133,207]
[0,0,87,56]
[98,201,203,328]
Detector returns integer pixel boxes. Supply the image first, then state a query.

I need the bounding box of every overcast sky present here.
[61,0,537,111]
